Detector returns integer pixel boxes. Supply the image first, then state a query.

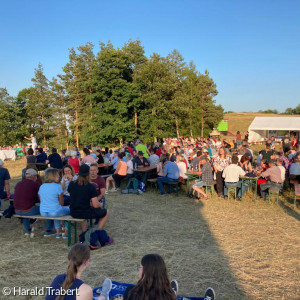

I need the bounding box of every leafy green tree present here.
[137,53,176,142]
[25,63,55,144]
[59,42,96,147]
[0,88,16,145]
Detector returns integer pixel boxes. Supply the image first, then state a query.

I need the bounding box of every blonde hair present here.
[44,168,59,183]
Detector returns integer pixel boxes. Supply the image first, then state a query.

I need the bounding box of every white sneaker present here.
[100,278,112,300]
[110,188,117,192]
[105,191,109,195]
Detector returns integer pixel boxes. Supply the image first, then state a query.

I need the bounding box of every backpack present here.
[126,178,139,190]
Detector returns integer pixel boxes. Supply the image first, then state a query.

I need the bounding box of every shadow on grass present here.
[279,197,300,222]
[134,191,248,299]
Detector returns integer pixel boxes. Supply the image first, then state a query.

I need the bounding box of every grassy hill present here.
[223,112,300,136]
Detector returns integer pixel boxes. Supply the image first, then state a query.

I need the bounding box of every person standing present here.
[213,147,231,197]
[281,133,290,153]
[24,134,38,152]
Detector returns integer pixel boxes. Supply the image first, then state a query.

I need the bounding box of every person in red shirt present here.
[14,169,41,236]
[68,151,80,174]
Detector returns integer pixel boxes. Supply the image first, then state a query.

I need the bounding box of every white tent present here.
[248,117,300,143]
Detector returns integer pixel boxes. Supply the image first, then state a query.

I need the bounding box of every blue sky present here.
[1,0,299,112]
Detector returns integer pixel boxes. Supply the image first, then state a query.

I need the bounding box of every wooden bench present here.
[268,187,280,205]
[13,214,84,246]
[147,178,158,189]
[294,184,300,209]
[167,181,179,196]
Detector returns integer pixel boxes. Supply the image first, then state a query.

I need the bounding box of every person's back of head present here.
[129,254,177,300]
[83,148,90,155]
[38,148,43,154]
[27,148,34,155]
[44,168,59,183]
[231,155,239,165]
[52,148,57,154]
[196,151,202,157]
[56,244,90,300]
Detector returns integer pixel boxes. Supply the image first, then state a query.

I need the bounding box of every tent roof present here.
[249,117,300,131]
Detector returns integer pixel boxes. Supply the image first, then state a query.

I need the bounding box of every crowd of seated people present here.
[3,132,300,242]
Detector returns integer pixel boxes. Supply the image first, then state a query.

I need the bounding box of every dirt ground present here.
[0,159,299,300]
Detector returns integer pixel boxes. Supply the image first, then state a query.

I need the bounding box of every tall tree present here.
[137,53,176,142]
[27,63,55,143]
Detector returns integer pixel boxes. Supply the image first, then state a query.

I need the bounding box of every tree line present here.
[258,104,300,115]
[1,39,223,148]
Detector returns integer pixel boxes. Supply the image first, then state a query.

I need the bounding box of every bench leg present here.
[66,221,71,247]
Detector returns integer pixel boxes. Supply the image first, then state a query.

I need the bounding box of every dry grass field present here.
[223,112,300,136]
[0,158,300,300]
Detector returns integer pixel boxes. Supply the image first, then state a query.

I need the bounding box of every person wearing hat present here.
[14,169,41,236]
[135,139,149,159]
[0,159,10,208]
[68,164,109,232]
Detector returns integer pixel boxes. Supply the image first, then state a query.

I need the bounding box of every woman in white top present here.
[176,155,187,181]
[126,153,134,177]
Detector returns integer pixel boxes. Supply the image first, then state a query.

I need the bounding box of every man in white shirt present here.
[222,155,246,199]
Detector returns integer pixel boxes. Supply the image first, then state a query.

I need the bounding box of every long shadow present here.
[279,197,300,222]
[118,192,248,299]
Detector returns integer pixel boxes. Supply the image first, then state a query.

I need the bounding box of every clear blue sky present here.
[1,0,299,112]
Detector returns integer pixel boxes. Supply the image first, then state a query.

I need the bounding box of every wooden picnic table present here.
[185,171,202,195]
[240,176,259,203]
[98,163,111,168]
[133,165,157,172]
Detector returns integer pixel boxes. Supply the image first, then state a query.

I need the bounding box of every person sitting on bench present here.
[222,155,246,199]
[38,168,70,238]
[258,159,284,199]
[14,168,40,236]
[191,156,214,200]
[68,164,109,232]
[157,158,179,196]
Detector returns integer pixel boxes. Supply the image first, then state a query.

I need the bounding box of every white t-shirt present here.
[177,161,187,179]
[127,160,133,174]
[277,166,285,182]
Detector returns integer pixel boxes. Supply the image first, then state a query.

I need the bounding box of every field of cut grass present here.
[0,158,300,299]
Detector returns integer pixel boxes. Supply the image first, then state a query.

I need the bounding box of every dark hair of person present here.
[38,148,43,154]
[240,155,250,164]
[105,147,109,154]
[62,165,75,176]
[52,148,57,153]
[83,148,90,155]
[118,153,124,159]
[27,148,34,155]
[55,244,90,300]
[76,175,90,186]
[128,254,177,300]
[232,155,239,164]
